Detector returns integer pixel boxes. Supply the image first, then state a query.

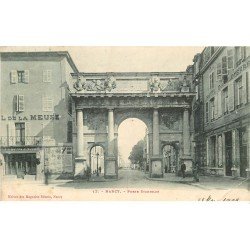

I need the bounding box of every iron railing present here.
[0,136,43,147]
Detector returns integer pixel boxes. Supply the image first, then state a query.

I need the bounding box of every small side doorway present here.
[225,131,232,176]
[90,146,105,176]
[239,128,247,178]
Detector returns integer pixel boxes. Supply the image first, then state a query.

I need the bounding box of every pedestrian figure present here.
[180,161,186,178]
[44,167,51,185]
[99,166,101,174]
[193,162,200,182]
[86,167,91,181]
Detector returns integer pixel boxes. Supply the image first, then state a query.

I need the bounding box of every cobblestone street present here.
[2,169,249,201]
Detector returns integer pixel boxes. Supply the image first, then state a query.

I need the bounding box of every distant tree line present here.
[128,140,144,167]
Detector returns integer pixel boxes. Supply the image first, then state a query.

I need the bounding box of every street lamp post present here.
[96,152,99,176]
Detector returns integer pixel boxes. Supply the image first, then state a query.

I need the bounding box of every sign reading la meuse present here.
[1,114,60,121]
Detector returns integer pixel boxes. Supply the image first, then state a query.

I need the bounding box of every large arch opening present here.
[117,118,148,177]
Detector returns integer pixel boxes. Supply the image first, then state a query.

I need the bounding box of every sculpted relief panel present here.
[72,74,192,93]
[74,75,116,92]
[159,110,182,131]
[83,109,107,132]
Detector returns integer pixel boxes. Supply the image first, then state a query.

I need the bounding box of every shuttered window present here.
[222,56,227,75]
[43,70,52,83]
[18,71,25,83]
[15,123,25,145]
[234,77,243,108]
[43,97,53,112]
[227,49,234,70]
[217,91,222,117]
[209,72,215,89]
[68,96,73,114]
[222,87,228,114]
[195,85,199,100]
[217,63,222,81]
[67,121,73,143]
[14,95,25,112]
[210,98,215,121]
[10,70,29,84]
[205,102,209,123]
[228,81,235,111]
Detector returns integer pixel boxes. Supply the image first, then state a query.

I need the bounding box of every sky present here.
[0,46,203,72]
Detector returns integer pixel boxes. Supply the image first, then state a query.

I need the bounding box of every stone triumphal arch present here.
[70,72,195,178]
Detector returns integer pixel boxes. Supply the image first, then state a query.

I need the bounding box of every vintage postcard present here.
[0,46,249,201]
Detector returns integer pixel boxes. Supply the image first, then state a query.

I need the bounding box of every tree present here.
[128,140,145,167]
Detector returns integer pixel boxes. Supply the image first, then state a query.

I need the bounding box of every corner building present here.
[0,52,78,180]
[192,47,250,178]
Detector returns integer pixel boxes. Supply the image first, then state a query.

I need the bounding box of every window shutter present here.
[227,49,234,70]
[24,70,29,83]
[214,94,218,119]
[217,63,222,81]
[228,82,234,111]
[47,70,52,82]
[18,95,25,111]
[242,72,247,104]
[222,56,227,75]
[217,91,222,117]
[10,70,18,83]
[14,95,19,111]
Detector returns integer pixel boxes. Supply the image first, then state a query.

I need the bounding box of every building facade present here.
[192,46,250,178]
[0,52,78,180]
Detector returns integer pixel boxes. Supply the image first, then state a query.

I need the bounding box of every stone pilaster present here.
[150,108,163,178]
[105,109,117,179]
[183,109,190,156]
[246,126,250,178]
[74,109,86,176]
[152,108,160,155]
[108,109,115,156]
[76,109,84,158]
[181,108,192,172]
[221,133,226,175]
[232,129,240,178]
[215,134,218,167]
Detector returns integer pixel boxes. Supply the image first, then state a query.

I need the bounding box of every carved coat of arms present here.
[73,75,116,92]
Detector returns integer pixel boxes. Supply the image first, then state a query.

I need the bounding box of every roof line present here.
[1,51,79,73]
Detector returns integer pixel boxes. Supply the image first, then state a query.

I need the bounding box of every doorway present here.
[4,153,37,175]
[225,131,232,176]
[90,145,104,176]
[162,144,178,173]
[239,128,247,178]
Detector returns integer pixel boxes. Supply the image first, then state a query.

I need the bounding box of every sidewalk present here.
[146,173,250,190]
